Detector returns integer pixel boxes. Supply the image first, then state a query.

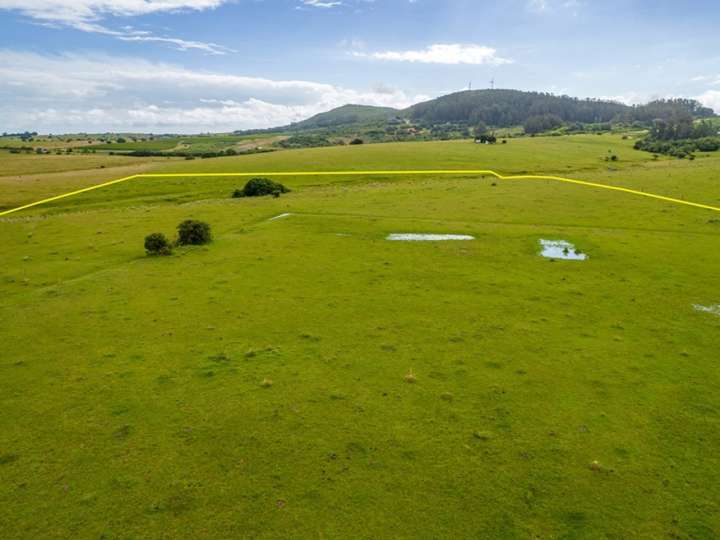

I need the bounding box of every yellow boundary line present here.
[2,169,720,218]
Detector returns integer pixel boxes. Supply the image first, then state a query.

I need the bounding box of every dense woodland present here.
[404,91,715,129]
[405,90,627,127]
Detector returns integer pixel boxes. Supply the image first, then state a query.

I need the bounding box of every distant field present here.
[0,151,171,177]
[91,139,182,151]
[0,152,175,212]
[164,134,655,175]
[0,134,667,214]
[0,137,102,150]
[91,134,279,153]
[1,134,719,538]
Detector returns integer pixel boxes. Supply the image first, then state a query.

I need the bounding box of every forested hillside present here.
[402,90,715,127]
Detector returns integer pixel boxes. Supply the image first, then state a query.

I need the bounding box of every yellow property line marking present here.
[2,169,720,218]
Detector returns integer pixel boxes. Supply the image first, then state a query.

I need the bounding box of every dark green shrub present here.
[177,220,212,246]
[236,177,291,198]
[144,233,173,256]
[349,138,364,145]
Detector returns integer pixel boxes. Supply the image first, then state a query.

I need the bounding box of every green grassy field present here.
[91,134,278,153]
[1,135,719,538]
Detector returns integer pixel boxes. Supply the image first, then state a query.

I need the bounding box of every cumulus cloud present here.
[0,0,232,53]
[598,92,648,106]
[697,90,720,114]
[0,50,429,132]
[353,44,513,65]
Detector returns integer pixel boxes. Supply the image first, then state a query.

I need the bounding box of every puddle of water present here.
[694,304,720,316]
[539,239,587,260]
[268,213,292,221]
[387,233,475,242]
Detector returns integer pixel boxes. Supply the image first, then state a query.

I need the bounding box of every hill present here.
[287,104,399,130]
[231,90,716,146]
[401,89,629,127]
[248,90,715,136]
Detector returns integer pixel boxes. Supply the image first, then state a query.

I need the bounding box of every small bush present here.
[349,138,364,145]
[144,233,173,256]
[177,220,212,246]
[235,177,291,198]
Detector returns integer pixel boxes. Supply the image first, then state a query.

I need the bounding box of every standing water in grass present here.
[539,239,587,260]
[387,233,475,241]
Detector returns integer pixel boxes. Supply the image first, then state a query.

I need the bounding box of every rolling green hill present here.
[286,104,400,130]
[401,89,629,126]
[252,90,716,136]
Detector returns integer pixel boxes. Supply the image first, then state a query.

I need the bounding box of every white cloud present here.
[697,90,720,114]
[528,0,548,11]
[299,0,342,8]
[0,50,429,132]
[0,0,227,22]
[0,0,232,53]
[354,44,513,65]
[690,75,720,85]
[528,0,583,15]
[598,92,648,106]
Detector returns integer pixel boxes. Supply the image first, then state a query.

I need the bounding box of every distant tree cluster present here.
[1,131,38,140]
[649,117,717,141]
[123,148,270,158]
[523,114,564,135]
[634,137,720,159]
[620,99,715,124]
[633,115,720,158]
[276,134,335,149]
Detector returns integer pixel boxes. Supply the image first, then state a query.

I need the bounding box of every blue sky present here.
[1,0,718,133]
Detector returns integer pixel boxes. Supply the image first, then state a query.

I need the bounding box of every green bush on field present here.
[634,137,719,158]
[177,220,212,246]
[233,177,291,198]
[144,233,173,256]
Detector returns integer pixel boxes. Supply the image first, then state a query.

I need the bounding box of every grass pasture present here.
[90,134,282,154]
[1,135,720,538]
